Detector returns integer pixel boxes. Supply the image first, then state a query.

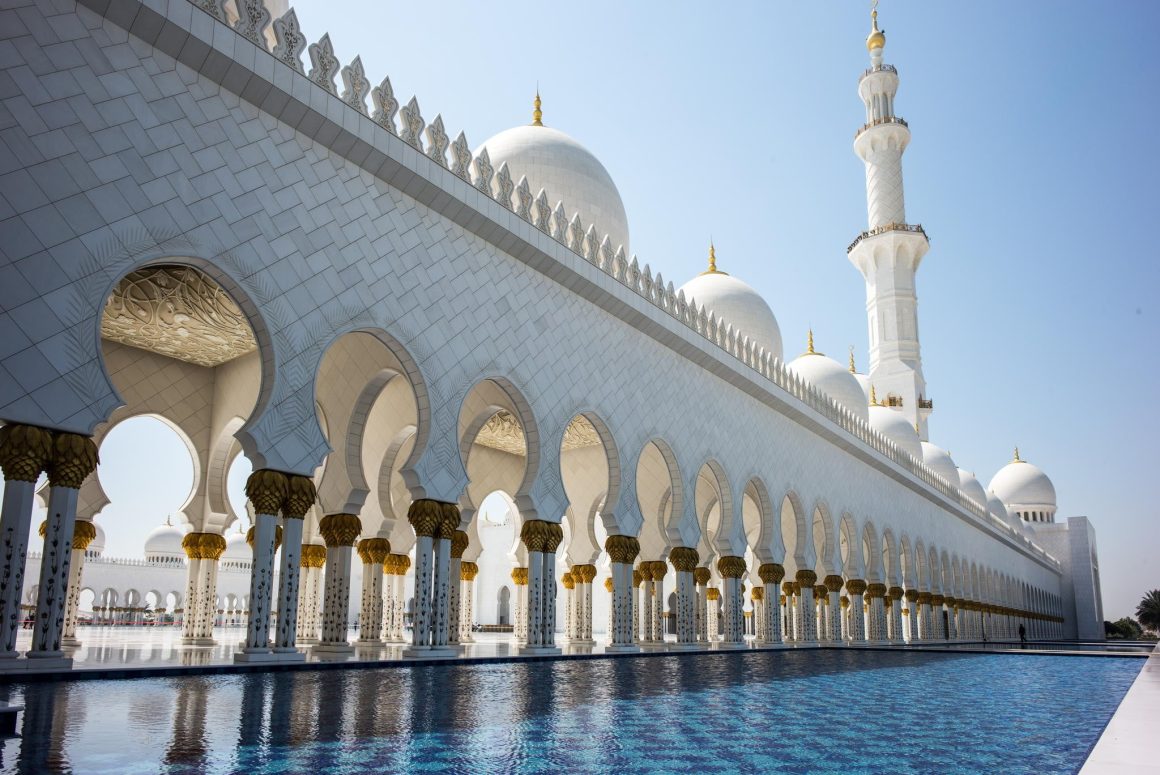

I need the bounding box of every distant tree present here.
[1105,618,1143,640]
[1137,590,1160,635]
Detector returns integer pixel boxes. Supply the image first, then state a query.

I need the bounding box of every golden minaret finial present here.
[867,1,886,52]
[1013,446,1022,463]
[870,385,878,406]
[848,346,857,373]
[532,89,543,127]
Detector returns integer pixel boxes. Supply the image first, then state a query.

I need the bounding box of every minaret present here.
[847,5,933,439]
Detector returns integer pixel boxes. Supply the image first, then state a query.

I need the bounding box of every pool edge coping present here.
[1079,641,1160,774]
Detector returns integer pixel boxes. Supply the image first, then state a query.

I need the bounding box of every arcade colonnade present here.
[0,422,1064,668]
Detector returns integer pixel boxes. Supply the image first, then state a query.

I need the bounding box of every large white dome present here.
[144,522,185,560]
[988,454,1057,511]
[868,404,922,460]
[679,254,783,361]
[477,121,629,255]
[957,469,988,509]
[987,490,1021,530]
[920,441,958,486]
[788,337,867,421]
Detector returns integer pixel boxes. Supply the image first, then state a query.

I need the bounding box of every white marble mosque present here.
[0,0,1106,672]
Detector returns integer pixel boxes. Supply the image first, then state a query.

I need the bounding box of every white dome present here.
[477,124,629,254]
[679,270,783,361]
[920,442,958,486]
[987,490,1021,530]
[224,531,250,562]
[868,404,922,460]
[988,456,1057,510]
[144,522,186,559]
[957,469,988,509]
[852,371,871,403]
[788,347,868,422]
[89,521,105,557]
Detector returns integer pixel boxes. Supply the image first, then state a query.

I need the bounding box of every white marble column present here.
[30,433,98,664]
[606,535,640,652]
[563,573,576,639]
[539,522,562,650]
[846,579,867,643]
[752,588,765,641]
[782,583,796,642]
[445,530,468,648]
[0,424,52,660]
[272,476,313,657]
[513,568,528,643]
[525,549,544,648]
[61,520,97,648]
[637,566,651,643]
[572,564,595,643]
[945,597,958,640]
[866,583,888,642]
[669,547,698,649]
[758,563,785,645]
[887,587,904,642]
[237,470,287,659]
[459,561,477,643]
[650,562,665,644]
[356,538,389,645]
[191,534,226,643]
[904,590,919,642]
[404,500,441,656]
[694,567,710,642]
[795,571,818,645]
[315,513,361,653]
[706,588,720,640]
[297,544,326,644]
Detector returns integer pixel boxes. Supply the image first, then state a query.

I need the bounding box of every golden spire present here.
[532,89,543,127]
[1013,446,1023,463]
[700,241,727,275]
[848,346,856,373]
[867,1,886,51]
[870,385,878,406]
[802,329,823,357]
[915,422,921,435]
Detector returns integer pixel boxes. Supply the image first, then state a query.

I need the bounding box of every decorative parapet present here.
[847,222,928,254]
[172,0,1043,559]
[860,63,898,82]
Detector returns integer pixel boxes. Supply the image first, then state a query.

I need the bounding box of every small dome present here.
[957,469,988,510]
[88,521,106,557]
[477,108,629,255]
[868,404,922,460]
[223,531,250,562]
[144,522,186,560]
[988,450,1057,512]
[852,372,871,403]
[920,442,957,486]
[788,333,868,421]
[678,246,783,360]
[987,490,1021,531]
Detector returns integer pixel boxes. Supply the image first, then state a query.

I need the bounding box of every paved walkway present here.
[1080,641,1160,774]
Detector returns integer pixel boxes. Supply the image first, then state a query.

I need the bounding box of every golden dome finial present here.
[708,241,717,273]
[1013,446,1022,463]
[848,346,857,373]
[915,421,921,435]
[867,1,886,52]
[807,328,815,354]
[532,89,543,127]
[870,384,878,406]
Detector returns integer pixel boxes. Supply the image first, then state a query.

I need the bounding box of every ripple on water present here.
[0,649,1141,775]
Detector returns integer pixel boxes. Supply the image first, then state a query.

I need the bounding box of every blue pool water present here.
[0,650,1142,774]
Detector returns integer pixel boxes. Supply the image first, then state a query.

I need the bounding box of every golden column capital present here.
[904,589,919,602]
[917,592,932,604]
[282,475,317,519]
[759,563,786,584]
[198,533,227,561]
[460,560,478,581]
[705,588,721,601]
[245,524,283,550]
[561,573,575,590]
[813,584,828,600]
[866,583,888,599]
[357,537,390,564]
[781,581,795,596]
[300,544,327,568]
[245,470,289,516]
[72,519,98,551]
[511,567,528,586]
[576,564,598,583]
[648,560,668,581]
[604,535,640,564]
[846,579,867,595]
[796,569,818,587]
[0,423,53,483]
[47,432,99,489]
[407,499,445,537]
[182,531,204,560]
[930,594,945,607]
[752,587,764,601]
[633,569,643,587]
[450,530,469,559]
[319,514,361,547]
[668,546,699,573]
[716,555,746,579]
[604,577,613,592]
[438,503,460,540]
[824,574,845,592]
[693,567,712,586]
[543,521,564,552]
[840,595,850,608]
[888,586,904,600]
[520,520,548,552]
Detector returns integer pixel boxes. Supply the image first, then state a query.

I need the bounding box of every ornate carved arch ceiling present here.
[101,266,258,367]
[473,411,601,457]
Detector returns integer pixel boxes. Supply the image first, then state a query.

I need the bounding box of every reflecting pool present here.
[0,649,1142,774]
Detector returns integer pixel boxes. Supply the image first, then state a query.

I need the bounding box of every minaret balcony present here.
[847,222,928,254]
[854,115,908,141]
[860,63,898,82]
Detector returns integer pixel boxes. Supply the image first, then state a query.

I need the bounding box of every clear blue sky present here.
[13,1,1158,621]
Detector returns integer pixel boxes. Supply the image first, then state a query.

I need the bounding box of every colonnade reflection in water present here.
[0,647,1134,774]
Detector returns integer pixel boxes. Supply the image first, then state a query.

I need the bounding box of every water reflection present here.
[0,649,1140,774]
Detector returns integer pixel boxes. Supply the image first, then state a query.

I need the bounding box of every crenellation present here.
[230,0,270,48]
[448,130,470,179]
[493,161,513,209]
[425,115,448,168]
[369,76,397,133]
[471,148,493,196]
[513,175,532,219]
[339,55,369,115]
[398,95,423,149]
[306,32,338,96]
[550,201,568,242]
[533,188,551,232]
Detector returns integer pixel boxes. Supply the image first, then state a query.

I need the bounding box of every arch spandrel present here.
[742,477,781,564]
[861,520,882,582]
[810,500,838,576]
[778,489,814,573]
[839,512,864,579]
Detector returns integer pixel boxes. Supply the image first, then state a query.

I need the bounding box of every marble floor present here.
[1079,642,1160,774]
